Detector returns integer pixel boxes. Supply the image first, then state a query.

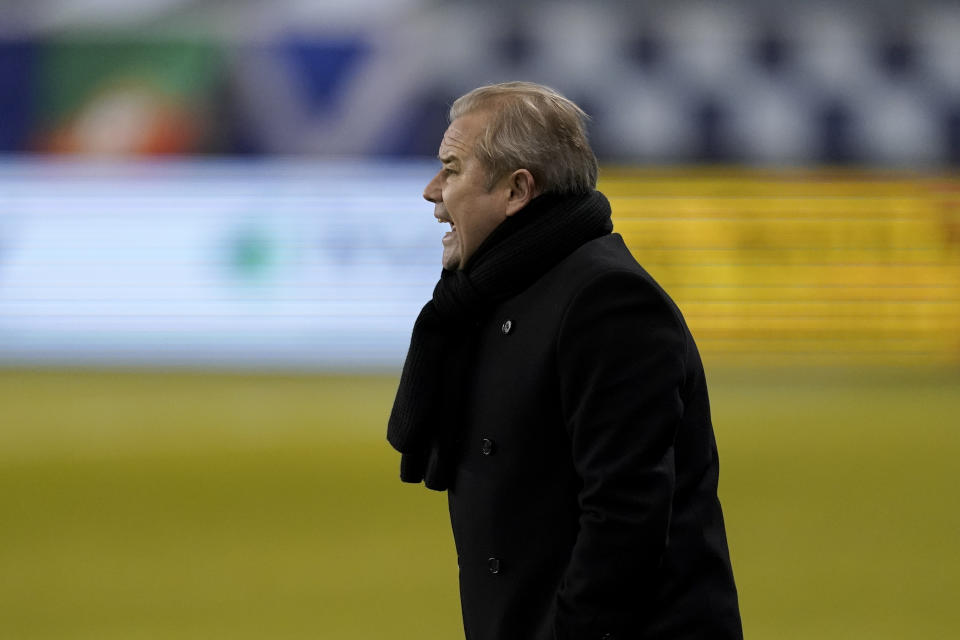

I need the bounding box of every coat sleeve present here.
[552,269,688,639]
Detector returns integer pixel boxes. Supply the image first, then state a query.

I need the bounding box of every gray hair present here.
[449,81,598,195]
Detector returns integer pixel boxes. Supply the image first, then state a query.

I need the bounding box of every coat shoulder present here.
[536,233,681,324]
[552,232,643,282]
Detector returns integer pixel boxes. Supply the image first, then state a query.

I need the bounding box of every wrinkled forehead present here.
[438,123,472,160]
[438,111,489,161]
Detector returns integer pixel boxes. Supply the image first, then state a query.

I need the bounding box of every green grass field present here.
[1,367,957,639]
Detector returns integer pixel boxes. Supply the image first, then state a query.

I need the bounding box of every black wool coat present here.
[447,233,742,640]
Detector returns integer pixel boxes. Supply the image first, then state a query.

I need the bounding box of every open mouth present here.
[437,217,455,232]
[439,217,457,248]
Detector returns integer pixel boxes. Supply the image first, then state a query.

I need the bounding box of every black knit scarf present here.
[386,189,613,490]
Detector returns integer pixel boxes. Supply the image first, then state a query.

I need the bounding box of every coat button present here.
[501,319,513,334]
[480,438,496,456]
[487,557,501,574]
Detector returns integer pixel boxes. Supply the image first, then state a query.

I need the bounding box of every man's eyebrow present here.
[438,154,460,165]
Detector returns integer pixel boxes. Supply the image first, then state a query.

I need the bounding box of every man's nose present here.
[423,171,442,203]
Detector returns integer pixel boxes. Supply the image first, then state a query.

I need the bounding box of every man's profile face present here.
[423,110,511,270]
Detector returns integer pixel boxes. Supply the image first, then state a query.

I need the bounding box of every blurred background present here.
[1,0,958,638]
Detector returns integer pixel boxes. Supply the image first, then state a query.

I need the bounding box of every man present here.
[388,82,742,640]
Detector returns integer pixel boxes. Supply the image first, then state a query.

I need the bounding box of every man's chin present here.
[441,249,463,271]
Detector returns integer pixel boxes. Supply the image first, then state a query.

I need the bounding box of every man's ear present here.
[504,169,537,217]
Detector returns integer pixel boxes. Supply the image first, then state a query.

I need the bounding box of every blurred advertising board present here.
[0,160,439,369]
[1,161,958,369]
[602,169,960,368]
